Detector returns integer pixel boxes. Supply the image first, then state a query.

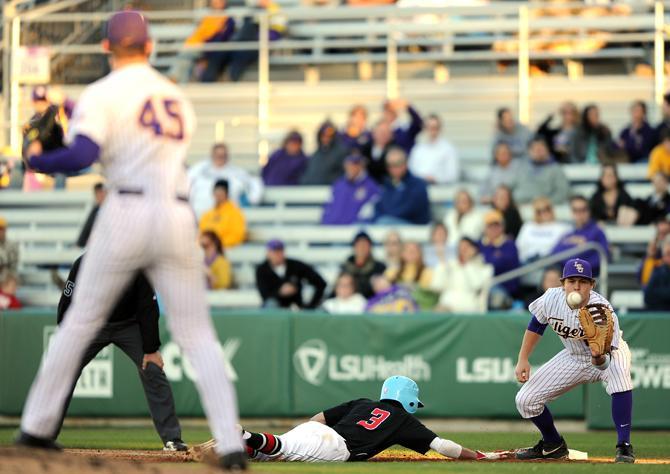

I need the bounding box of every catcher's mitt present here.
[22,105,64,160]
[578,303,614,357]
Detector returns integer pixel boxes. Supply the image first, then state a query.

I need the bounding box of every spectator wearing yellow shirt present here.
[648,129,670,178]
[384,241,433,290]
[199,179,246,248]
[169,0,235,83]
[200,231,233,290]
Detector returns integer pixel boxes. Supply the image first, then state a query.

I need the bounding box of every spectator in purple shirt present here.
[262,131,307,186]
[551,195,610,277]
[321,154,380,225]
[478,210,521,304]
[380,98,423,154]
[338,104,372,153]
[619,100,655,163]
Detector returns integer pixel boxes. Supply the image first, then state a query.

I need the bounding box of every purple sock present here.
[530,406,562,444]
[612,390,633,445]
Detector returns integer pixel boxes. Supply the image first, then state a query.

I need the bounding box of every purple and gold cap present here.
[561,258,594,281]
[106,10,149,47]
[32,85,48,102]
[266,239,285,251]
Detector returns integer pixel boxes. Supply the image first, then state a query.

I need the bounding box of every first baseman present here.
[17,10,246,471]
[514,258,634,463]
[202,376,483,462]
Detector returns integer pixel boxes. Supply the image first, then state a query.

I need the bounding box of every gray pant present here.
[55,321,182,443]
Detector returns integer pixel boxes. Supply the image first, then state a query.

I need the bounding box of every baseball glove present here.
[22,105,64,159]
[578,303,614,357]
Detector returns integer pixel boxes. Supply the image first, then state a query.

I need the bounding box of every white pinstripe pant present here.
[516,341,633,419]
[21,194,243,455]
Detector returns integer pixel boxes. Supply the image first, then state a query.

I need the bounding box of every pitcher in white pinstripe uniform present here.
[17,10,246,471]
[514,258,634,463]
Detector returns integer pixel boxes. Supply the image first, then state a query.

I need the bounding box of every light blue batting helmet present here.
[379,375,424,414]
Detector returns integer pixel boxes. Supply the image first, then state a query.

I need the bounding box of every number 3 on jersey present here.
[357,408,390,431]
[139,98,184,140]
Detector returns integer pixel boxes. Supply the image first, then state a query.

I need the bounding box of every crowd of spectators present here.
[255,95,670,311]
[181,93,670,312]
[9,87,670,313]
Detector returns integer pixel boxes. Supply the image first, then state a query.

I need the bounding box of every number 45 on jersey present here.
[139,98,184,140]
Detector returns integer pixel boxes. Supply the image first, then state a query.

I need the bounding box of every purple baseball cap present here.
[106,10,149,48]
[561,258,594,281]
[266,239,284,251]
[345,154,364,164]
[32,85,48,102]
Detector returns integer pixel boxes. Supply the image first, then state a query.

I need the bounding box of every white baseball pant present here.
[516,341,633,418]
[254,421,350,462]
[21,195,243,455]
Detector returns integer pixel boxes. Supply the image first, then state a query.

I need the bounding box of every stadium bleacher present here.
[1,172,654,310]
[2,1,666,312]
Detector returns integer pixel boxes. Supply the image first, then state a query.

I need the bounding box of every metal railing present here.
[478,241,610,311]
[2,1,669,156]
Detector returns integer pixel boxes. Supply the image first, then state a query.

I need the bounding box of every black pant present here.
[54,322,181,443]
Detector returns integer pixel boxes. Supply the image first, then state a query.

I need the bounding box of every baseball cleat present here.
[220,450,248,471]
[164,438,188,452]
[615,443,635,463]
[15,431,63,451]
[515,437,568,460]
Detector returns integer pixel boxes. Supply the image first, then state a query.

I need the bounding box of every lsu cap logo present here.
[561,258,594,280]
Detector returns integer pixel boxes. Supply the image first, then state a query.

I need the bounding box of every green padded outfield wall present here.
[585,314,670,429]
[0,312,292,417]
[1,311,668,427]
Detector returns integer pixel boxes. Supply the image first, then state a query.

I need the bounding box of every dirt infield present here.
[372,451,670,464]
[1,446,669,473]
[0,447,214,474]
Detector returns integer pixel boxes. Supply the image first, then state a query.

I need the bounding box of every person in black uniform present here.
[54,254,187,451]
[201,376,482,462]
[255,239,327,309]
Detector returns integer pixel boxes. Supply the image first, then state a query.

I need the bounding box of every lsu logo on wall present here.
[293,339,431,386]
[456,357,517,383]
[43,326,113,398]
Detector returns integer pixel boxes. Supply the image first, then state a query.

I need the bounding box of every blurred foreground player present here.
[17,10,246,471]
[55,255,186,451]
[200,376,488,462]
